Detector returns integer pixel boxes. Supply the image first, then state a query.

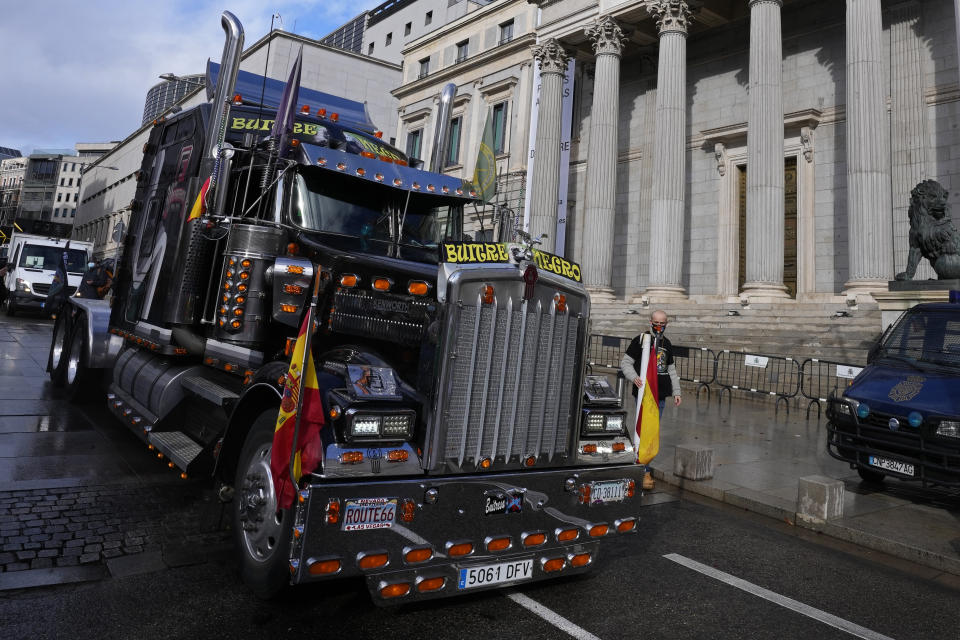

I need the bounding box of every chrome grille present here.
[441,292,582,468]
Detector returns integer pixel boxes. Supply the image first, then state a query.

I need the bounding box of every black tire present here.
[63,316,100,403]
[5,296,15,316]
[233,409,294,599]
[857,466,886,485]
[48,312,70,386]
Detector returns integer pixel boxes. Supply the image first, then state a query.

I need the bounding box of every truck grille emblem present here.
[522,265,538,300]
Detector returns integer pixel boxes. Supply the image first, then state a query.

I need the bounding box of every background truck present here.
[827,301,960,487]
[3,232,93,315]
[47,11,646,603]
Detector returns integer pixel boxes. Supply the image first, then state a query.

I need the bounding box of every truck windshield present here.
[878,310,960,369]
[18,245,87,272]
[292,171,463,251]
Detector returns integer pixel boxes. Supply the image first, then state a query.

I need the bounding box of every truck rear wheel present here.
[233,409,294,599]
[857,466,886,485]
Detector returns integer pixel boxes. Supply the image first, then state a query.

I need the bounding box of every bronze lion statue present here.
[895,179,960,280]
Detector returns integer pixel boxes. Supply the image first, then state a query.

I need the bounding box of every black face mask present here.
[651,323,666,336]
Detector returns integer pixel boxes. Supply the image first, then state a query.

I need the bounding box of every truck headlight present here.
[581,410,627,436]
[15,278,30,293]
[347,410,414,440]
[935,420,960,439]
[829,397,859,419]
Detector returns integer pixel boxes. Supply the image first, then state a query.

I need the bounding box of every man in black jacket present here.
[620,309,682,490]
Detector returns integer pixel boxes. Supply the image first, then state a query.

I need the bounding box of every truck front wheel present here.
[48,313,70,386]
[233,409,294,599]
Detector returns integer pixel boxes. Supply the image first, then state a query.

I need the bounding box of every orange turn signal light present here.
[387,449,408,462]
[417,577,445,592]
[280,304,298,313]
[404,547,433,564]
[542,558,565,573]
[486,537,511,552]
[340,274,358,288]
[617,519,636,533]
[380,582,409,599]
[340,451,364,464]
[308,559,341,575]
[570,553,591,568]
[523,532,546,547]
[482,284,494,305]
[287,264,305,274]
[358,553,389,570]
[408,281,429,296]
[400,499,415,522]
[373,277,391,291]
[447,542,473,557]
[283,284,304,295]
[589,524,609,538]
[556,528,579,542]
[325,499,340,525]
[555,293,567,313]
[613,442,626,452]
[582,444,597,454]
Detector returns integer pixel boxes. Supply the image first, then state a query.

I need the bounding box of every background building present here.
[142,75,205,125]
[0,156,27,232]
[0,147,21,161]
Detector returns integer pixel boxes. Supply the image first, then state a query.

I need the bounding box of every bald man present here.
[620,309,682,490]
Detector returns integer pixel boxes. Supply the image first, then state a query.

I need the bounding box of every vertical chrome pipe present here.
[429,83,457,173]
[203,11,245,174]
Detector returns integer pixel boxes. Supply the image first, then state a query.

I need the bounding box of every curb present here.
[650,466,960,578]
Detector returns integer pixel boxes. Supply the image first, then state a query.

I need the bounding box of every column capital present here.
[531,38,570,75]
[748,0,783,8]
[646,0,694,36]
[585,15,628,57]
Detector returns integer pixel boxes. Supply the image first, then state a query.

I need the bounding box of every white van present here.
[2,233,94,315]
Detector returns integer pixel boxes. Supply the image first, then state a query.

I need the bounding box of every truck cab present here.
[827,302,960,486]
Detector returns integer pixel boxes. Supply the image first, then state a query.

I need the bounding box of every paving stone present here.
[83,544,102,554]
[79,553,100,564]
[56,556,80,567]
[23,542,41,551]
[64,538,85,548]
[15,550,36,561]
[102,548,123,559]
[30,558,54,570]
[4,562,29,572]
[37,549,58,559]
[3,543,23,552]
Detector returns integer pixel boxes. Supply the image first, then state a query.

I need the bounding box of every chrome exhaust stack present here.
[429,83,457,173]
[204,11,244,165]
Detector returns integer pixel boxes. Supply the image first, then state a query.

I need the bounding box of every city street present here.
[1,313,958,640]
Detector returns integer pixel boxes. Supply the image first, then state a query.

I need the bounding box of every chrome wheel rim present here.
[66,327,84,385]
[51,319,67,371]
[237,441,283,563]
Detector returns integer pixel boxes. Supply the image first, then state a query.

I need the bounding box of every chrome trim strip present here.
[490,296,513,460]
[473,295,499,464]
[457,292,484,467]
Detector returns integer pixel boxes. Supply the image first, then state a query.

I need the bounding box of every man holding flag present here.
[620,309,682,490]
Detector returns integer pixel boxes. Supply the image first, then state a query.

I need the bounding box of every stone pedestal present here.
[673,444,714,480]
[797,475,844,521]
[873,280,957,329]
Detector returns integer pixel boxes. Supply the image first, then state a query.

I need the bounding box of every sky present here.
[0,1,383,156]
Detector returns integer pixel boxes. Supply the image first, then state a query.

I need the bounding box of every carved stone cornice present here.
[532,38,570,75]
[585,15,628,57]
[646,0,694,36]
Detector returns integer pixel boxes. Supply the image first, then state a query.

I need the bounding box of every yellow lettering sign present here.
[441,243,510,264]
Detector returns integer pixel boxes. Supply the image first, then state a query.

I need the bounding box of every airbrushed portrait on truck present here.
[47,12,656,604]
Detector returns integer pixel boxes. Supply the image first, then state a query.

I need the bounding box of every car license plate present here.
[341,497,397,531]
[589,479,626,504]
[868,455,915,477]
[458,559,533,590]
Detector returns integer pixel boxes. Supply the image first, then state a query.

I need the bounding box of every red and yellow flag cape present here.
[270,315,325,510]
[187,176,211,221]
[634,333,660,465]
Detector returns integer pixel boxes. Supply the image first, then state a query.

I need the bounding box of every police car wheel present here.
[857,466,885,485]
[233,409,293,599]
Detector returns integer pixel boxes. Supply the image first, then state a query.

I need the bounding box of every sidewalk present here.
[650,389,960,577]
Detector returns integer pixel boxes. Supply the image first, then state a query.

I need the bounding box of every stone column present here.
[742,0,788,299]
[889,1,934,279]
[845,0,894,295]
[581,16,627,298]
[645,1,692,299]
[529,39,570,254]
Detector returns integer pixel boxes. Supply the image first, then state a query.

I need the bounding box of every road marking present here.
[663,553,897,640]
[506,592,603,640]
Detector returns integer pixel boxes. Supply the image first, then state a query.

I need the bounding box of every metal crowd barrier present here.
[586,334,630,373]
[799,358,864,419]
[714,350,801,412]
[673,345,716,400]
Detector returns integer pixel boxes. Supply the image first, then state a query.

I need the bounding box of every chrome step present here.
[181,374,238,407]
[148,431,204,471]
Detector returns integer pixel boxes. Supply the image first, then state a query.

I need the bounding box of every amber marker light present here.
[232,94,242,105]
[230,320,241,329]
[339,274,358,288]
[524,455,537,467]
[336,162,346,171]
[555,294,567,313]
[240,259,251,268]
[237,283,248,292]
[373,277,391,291]
[300,105,310,113]
[613,442,626,452]
[400,499,415,522]
[589,524,609,538]
[287,264,305,274]
[280,304,298,313]
[412,182,420,190]
[325,499,340,525]
[317,108,326,117]
[486,537,511,552]
[283,284,304,295]
[417,577,445,593]
[233,308,244,316]
[570,553,591,568]
[387,449,408,462]
[626,479,636,498]
[542,558,565,573]
[556,528,579,542]
[393,178,403,186]
[340,451,364,464]
[330,112,339,122]
[286,242,299,255]
[405,547,433,564]
[238,271,250,280]
[180,472,188,480]
[482,284,495,305]
[360,151,375,159]
[375,173,384,182]
[308,559,340,575]
[522,532,546,547]
[358,553,389,570]
[616,519,636,533]
[479,457,492,469]
[446,542,473,557]
[408,281,429,296]
[380,583,409,599]
[582,444,598,454]
[328,406,342,420]
[356,168,366,176]
[235,296,246,305]
[374,130,383,139]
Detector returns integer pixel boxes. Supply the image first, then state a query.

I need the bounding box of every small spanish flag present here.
[187,176,211,221]
[270,314,325,510]
[634,333,660,465]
